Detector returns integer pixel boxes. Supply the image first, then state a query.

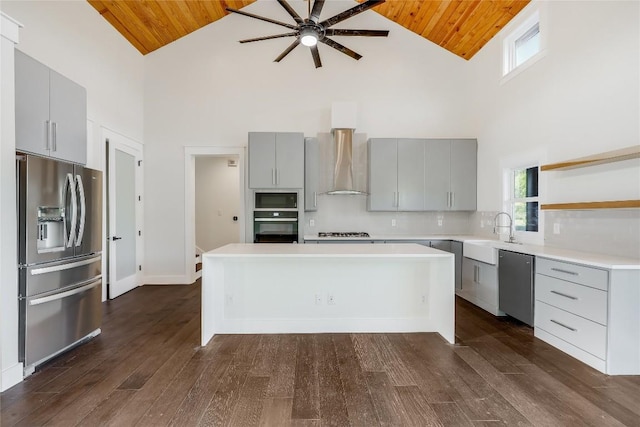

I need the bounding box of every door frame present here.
[184,146,246,284]
[104,127,144,300]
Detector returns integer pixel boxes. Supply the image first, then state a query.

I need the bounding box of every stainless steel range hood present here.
[326,128,367,195]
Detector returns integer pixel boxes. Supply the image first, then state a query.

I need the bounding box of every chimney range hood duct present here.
[326,128,366,195]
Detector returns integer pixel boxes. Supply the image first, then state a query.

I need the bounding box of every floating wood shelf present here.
[541,200,640,210]
[541,145,640,171]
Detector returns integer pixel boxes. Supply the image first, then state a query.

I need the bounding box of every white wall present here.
[143,0,472,280]
[0,1,144,390]
[468,1,640,211]
[467,0,639,256]
[195,157,241,251]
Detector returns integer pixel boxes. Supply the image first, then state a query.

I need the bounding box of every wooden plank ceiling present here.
[87,0,530,59]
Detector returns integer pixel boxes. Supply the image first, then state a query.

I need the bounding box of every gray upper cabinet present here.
[305,137,319,211]
[424,139,451,210]
[450,139,477,211]
[424,138,477,211]
[248,132,304,189]
[369,137,476,212]
[368,139,398,211]
[397,139,426,211]
[368,138,425,211]
[15,50,87,165]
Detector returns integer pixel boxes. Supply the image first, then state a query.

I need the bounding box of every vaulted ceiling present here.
[87,0,529,59]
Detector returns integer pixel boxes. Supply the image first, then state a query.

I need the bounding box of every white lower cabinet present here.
[535,257,640,375]
[458,257,502,316]
[535,300,607,360]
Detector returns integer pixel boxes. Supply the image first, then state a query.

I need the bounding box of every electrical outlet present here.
[553,223,561,234]
[327,293,335,305]
[225,294,233,305]
[421,295,426,304]
[437,219,443,226]
[310,219,315,227]
[315,293,322,305]
[391,219,397,227]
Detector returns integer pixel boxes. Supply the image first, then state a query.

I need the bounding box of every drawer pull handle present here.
[550,319,577,332]
[551,267,578,276]
[550,290,578,300]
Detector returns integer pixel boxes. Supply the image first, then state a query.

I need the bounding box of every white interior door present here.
[107,135,143,299]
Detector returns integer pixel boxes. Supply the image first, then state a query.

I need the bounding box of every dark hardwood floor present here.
[2,281,639,426]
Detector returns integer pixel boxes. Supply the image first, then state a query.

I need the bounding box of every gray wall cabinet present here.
[368,138,398,211]
[368,138,426,211]
[369,138,476,212]
[248,132,304,189]
[449,139,477,211]
[15,50,87,165]
[304,137,319,211]
[425,139,477,211]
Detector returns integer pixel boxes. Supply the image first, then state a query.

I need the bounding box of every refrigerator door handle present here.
[29,276,102,306]
[30,255,101,275]
[65,173,78,248]
[75,175,86,247]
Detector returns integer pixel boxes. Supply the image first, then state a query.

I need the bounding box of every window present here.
[515,22,540,67]
[509,166,539,232]
[502,7,544,77]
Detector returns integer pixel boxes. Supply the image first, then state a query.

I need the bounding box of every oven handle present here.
[254,218,298,222]
[253,208,299,212]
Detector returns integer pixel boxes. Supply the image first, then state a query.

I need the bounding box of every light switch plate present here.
[553,223,560,234]
[310,219,315,227]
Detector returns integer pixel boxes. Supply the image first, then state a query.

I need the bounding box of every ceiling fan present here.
[226,0,389,68]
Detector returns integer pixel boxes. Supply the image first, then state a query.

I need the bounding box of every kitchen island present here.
[201,243,455,346]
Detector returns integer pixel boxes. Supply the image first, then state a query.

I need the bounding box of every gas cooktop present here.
[318,232,370,238]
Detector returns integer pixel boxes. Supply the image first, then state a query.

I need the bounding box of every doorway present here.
[105,129,143,299]
[195,156,241,252]
[184,147,245,284]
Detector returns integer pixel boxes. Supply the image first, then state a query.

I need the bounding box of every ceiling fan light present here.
[301,34,318,46]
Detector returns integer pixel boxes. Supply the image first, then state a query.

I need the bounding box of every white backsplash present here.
[543,210,640,259]
[470,210,640,259]
[303,195,472,236]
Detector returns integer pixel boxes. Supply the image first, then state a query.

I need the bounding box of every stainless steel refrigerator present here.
[17,153,102,376]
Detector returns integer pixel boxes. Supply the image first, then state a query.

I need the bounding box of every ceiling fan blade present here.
[319,0,385,28]
[309,0,325,23]
[325,29,389,37]
[310,44,322,68]
[239,32,298,43]
[226,7,297,30]
[276,0,304,24]
[320,37,362,61]
[274,39,301,62]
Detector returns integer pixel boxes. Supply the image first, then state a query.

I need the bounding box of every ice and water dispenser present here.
[37,206,66,253]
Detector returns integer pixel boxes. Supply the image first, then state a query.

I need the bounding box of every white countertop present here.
[303,234,640,270]
[204,243,453,258]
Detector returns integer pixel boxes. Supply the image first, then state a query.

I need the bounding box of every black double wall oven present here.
[253,192,299,243]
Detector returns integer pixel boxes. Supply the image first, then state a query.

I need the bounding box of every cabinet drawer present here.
[535,301,606,360]
[536,258,608,291]
[536,274,607,325]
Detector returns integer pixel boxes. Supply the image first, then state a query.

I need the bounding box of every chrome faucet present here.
[494,212,516,243]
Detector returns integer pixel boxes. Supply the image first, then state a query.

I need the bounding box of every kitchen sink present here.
[463,240,498,265]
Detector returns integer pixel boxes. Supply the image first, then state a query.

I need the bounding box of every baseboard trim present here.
[143,275,193,285]
[1,362,24,392]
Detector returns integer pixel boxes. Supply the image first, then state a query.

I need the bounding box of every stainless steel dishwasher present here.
[498,250,534,326]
